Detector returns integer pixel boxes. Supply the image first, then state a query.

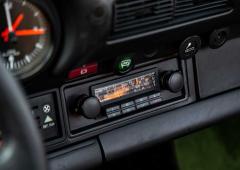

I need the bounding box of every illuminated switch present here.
[115,54,134,74]
[68,63,98,79]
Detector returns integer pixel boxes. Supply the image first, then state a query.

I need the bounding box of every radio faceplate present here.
[62,58,188,136]
[92,69,159,106]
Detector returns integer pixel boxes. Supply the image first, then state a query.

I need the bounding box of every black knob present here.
[73,95,101,119]
[161,71,184,93]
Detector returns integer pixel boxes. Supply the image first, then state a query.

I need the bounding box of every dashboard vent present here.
[175,0,231,19]
[113,0,174,34]
[111,0,232,39]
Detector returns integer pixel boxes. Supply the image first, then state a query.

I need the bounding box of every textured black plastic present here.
[53,0,113,75]
[196,37,240,98]
[99,88,240,161]
[48,140,102,170]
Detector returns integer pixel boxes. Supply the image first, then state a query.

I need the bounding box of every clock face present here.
[0,0,53,79]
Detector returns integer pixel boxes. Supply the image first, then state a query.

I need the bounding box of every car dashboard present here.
[1,0,240,169]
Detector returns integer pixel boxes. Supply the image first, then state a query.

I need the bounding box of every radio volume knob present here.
[161,71,184,93]
[73,95,101,119]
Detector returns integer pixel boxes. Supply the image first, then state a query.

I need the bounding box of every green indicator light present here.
[116,55,134,74]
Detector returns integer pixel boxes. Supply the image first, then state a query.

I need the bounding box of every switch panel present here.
[29,93,62,142]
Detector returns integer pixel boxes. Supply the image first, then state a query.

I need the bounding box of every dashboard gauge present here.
[0,0,56,79]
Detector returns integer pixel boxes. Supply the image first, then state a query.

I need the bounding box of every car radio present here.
[93,70,159,106]
[93,69,160,117]
[62,57,188,136]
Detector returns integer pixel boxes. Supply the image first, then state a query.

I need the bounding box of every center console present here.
[28,53,196,150]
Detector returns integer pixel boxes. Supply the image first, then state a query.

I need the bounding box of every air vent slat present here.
[116,4,172,19]
[116,1,170,12]
[115,9,173,24]
[111,0,232,39]
[115,16,173,32]
[115,13,173,28]
[175,4,229,16]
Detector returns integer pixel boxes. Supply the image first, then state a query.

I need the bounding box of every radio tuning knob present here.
[73,95,101,119]
[161,71,184,93]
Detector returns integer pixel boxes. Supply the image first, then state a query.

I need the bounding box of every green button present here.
[116,55,134,74]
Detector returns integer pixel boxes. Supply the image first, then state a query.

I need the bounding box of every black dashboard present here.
[1,0,240,169]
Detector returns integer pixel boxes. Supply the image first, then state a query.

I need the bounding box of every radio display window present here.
[93,72,157,103]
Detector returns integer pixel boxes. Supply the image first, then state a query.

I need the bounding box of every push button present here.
[106,105,122,118]
[149,93,161,100]
[121,101,135,109]
[106,105,120,114]
[149,98,163,105]
[149,92,163,105]
[42,104,52,114]
[68,63,98,79]
[107,110,121,118]
[136,102,150,109]
[179,36,201,59]
[115,54,134,74]
[42,115,55,130]
[122,106,136,114]
[135,97,149,104]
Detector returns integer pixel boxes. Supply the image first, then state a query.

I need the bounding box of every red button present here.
[68,63,98,79]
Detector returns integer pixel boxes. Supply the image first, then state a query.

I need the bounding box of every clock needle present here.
[1,13,24,42]
[4,1,13,32]
[15,29,46,36]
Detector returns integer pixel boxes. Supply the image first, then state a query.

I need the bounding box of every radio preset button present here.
[149,93,161,100]
[106,106,120,114]
[122,107,136,114]
[135,97,149,104]
[107,111,121,118]
[149,98,163,105]
[136,102,150,109]
[121,101,135,109]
